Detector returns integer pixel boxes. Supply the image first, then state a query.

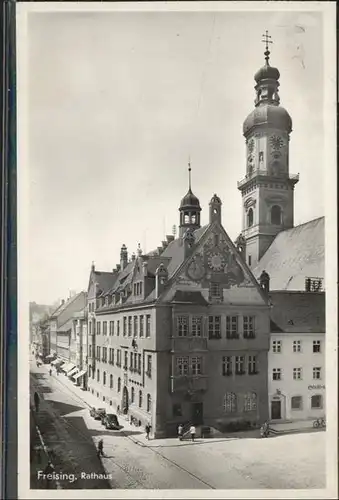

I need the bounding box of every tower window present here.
[191,214,196,224]
[184,213,189,224]
[271,205,282,225]
[247,208,254,227]
[259,151,264,162]
[248,255,252,266]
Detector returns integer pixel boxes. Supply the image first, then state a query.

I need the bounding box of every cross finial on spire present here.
[188,157,192,190]
[262,30,273,64]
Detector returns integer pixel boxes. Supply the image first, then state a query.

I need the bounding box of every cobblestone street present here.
[30,360,326,490]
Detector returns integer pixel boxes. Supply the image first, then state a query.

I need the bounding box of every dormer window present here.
[105,297,109,306]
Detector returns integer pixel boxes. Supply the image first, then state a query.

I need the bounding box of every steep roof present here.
[269,291,325,333]
[253,217,324,291]
[94,271,118,296]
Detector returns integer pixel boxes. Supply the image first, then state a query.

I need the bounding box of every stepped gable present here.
[253,217,324,291]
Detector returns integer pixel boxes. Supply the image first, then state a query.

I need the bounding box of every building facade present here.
[238,43,326,423]
[86,185,271,437]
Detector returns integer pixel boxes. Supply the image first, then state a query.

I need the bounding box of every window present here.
[248,255,252,267]
[208,316,221,339]
[124,351,128,370]
[247,208,253,227]
[259,151,264,162]
[147,394,152,413]
[291,396,302,410]
[146,315,151,337]
[117,377,121,392]
[235,356,245,375]
[191,356,202,375]
[109,321,114,336]
[272,340,282,353]
[96,321,101,335]
[97,369,100,382]
[103,371,106,385]
[131,387,135,403]
[109,348,114,365]
[293,340,301,353]
[103,321,107,336]
[293,368,302,380]
[311,395,322,409]
[139,316,144,337]
[128,317,132,337]
[210,283,221,299]
[244,392,257,412]
[176,356,189,376]
[271,205,282,225]
[139,390,143,407]
[313,340,321,353]
[96,346,101,361]
[192,317,202,337]
[223,392,237,413]
[140,282,143,296]
[226,316,239,339]
[177,316,189,337]
[123,317,127,337]
[134,352,138,370]
[116,349,121,366]
[243,316,255,338]
[89,322,92,335]
[102,347,107,363]
[248,355,257,375]
[110,374,113,388]
[138,354,141,374]
[146,355,152,377]
[172,403,182,417]
[222,356,232,376]
[130,352,133,370]
[313,367,321,379]
[117,320,120,336]
[89,345,92,358]
[272,368,281,380]
[134,316,138,337]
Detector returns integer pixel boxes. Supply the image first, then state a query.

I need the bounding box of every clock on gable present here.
[207,252,226,272]
[270,135,284,151]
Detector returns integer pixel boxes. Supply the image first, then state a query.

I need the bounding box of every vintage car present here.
[89,407,106,420]
[102,413,120,430]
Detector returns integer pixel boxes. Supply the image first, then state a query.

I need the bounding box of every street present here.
[30,360,326,490]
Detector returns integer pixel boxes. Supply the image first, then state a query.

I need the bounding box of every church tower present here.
[178,163,201,237]
[238,32,299,269]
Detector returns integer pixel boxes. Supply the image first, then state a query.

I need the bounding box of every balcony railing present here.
[171,337,208,353]
[237,170,300,188]
[170,375,208,393]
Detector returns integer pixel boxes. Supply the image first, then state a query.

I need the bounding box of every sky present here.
[23,5,326,305]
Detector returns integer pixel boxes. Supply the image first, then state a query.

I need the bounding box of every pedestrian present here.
[34,391,40,412]
[145,423,151,440]
[49,368,52,376]
[97,439,104,457]
[178,424,183,441]
[43,461,55,489]
[189,424,196,442]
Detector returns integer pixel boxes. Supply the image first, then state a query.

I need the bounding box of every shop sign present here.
[308,384,325,390]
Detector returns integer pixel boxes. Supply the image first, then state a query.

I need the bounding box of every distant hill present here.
[29,302,56,324]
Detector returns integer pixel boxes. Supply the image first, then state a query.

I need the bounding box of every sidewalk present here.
[269,419,322,434]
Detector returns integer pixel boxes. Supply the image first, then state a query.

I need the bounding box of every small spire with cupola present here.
[179,160,201,237]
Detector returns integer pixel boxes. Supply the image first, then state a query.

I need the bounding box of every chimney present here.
[61,299,65,305]
[142,261,148,277]
[166,235,175,243]
[120,244,128,270]
[155,263,168,298]
[131,253,136,261]
[112,268,116,273]
[116,264,121,272]
[157,246,163,255]
[162,240,168,250]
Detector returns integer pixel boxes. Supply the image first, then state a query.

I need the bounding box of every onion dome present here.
[180,188,201,209]
[254,63,280,83]
[243,104,292,136]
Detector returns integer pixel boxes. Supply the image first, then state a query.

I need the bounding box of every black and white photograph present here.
[17,1,337,497]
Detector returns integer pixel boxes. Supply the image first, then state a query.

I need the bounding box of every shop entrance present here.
[271,400,281,420]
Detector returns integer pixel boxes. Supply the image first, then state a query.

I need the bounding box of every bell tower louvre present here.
[238,31,299,269]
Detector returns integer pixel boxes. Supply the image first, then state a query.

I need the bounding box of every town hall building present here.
[83,38,325,435]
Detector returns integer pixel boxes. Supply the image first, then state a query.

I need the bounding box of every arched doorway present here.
[122,386,129,414]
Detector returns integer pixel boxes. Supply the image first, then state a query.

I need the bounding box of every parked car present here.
[90,407,106,420]
[103,413,120,430]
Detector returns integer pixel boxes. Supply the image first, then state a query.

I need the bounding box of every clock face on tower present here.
[207,252,226,272]
[270,135,284,151]
[187,258,205,281]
